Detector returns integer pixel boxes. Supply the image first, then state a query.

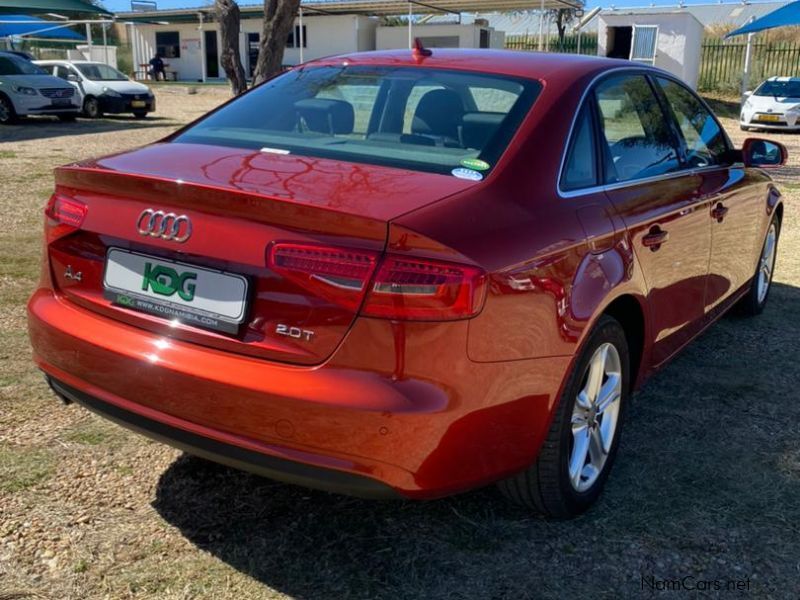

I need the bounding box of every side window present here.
[561,105,598,191]
[595,75,680,183]
[55,66,71,80]
[656,77,729,168]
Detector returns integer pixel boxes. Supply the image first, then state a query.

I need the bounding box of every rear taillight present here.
[268,243,486,321]
[46,195,87,227]
[44,195,87,243]
[363,256,486,320]
[268,243,379,311]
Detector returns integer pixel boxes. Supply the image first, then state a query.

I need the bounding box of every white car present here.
[740,77,800,132]
[34,60,155,119]
[0,51,80,124]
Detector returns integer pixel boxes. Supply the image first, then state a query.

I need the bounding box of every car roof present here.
[308,49,646,82]
[765,76,800,82]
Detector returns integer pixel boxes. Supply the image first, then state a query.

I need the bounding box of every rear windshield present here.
[755,80,800,98]
[172,65,541,176]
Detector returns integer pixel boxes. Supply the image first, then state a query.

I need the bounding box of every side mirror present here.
[742,137,787,168]
[67,73,80,82]
[743,90,753,98]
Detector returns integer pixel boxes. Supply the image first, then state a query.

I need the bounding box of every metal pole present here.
[102,22,108,65]
[538,0,544,51]
[85,22,92,60]
[199,12,206,83]
[742,32,754,103]
[577,31,582,54]
[408,1,412,49]
[299,7,304,64]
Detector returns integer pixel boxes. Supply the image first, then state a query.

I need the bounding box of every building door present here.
[630,25,658,64]
[248,32,259,77]
[204,30,219,78]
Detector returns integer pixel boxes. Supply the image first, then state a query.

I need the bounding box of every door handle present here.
[642,227,669,251]
[711,202,729,222]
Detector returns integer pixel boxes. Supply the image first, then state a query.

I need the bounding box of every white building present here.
[376,21,505,51]
[117,0,577,82]
[597,11,704,89]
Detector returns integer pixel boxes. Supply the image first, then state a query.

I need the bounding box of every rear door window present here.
[594,74,680,183]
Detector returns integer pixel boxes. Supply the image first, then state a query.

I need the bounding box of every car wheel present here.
[0,95,17,124]
[739,216,780,316]
[498,315,629,517]
[57,114,77,122]
[83,96,102,118]
[133,111,148,119]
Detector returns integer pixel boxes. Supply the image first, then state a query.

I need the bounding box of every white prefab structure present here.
[376,23,505,50]
[597,11,703,89]
[126,14,378,82]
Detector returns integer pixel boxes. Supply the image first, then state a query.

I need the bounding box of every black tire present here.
[83,96,102,118]
[57,114,77,122]
[498,315,630,517]
[133,111,148,119]
[0,95,17,124]
[738,214,781,316]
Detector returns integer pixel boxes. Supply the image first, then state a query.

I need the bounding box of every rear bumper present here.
[28,288,570,498]
[48,376,397,498]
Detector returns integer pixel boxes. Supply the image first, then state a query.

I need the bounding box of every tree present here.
[549,8,579,46]
[252,0,301,86]
[216,0,248,95]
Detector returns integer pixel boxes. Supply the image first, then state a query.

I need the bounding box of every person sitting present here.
[149,54,166,81]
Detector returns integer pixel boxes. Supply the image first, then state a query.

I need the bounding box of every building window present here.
[156,31,181,58]
[286,25,307,48]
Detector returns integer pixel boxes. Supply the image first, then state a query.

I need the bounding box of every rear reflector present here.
[268,243,486,321]
[45,195,87,228]
[363,256,487,320]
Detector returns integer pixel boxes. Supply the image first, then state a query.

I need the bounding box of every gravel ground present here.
[1,87,799,599]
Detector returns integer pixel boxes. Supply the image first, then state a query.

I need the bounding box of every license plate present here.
[103,248,248,334]
[52,98,71,106]
[131,100,146,108]
[757,114,781,122]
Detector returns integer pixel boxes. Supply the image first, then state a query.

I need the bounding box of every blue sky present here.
[100,0,776,13]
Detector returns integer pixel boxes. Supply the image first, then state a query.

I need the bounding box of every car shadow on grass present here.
[0,115,175,143]
[153,282,800,599]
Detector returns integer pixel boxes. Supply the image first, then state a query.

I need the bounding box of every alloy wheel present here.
[757,223,777,304]
[569,342,622,492]
[0,98,11,123]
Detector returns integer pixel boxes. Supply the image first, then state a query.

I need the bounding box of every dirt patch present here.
[1,87,799,599]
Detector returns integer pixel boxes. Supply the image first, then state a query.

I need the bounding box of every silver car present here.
[0,51,81,124]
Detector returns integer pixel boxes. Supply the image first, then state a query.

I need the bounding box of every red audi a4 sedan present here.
[28,49,785,517]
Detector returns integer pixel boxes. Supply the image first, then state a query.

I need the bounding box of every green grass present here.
[0,445,55,493]
[64,420,123,446]
[0,150,17,159]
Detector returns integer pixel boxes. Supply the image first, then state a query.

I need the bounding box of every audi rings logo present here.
[136,209,192,243]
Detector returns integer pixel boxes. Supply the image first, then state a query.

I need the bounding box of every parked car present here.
[34,60,155,119]
[5,50,35,61]
[741,76,800,131]
[28,50,786,517]
[0,51,80,124]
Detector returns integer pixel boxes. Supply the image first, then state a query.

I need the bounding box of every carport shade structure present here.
[0,14,85,41]
[724,1,800,100]
[0,0,112,16]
